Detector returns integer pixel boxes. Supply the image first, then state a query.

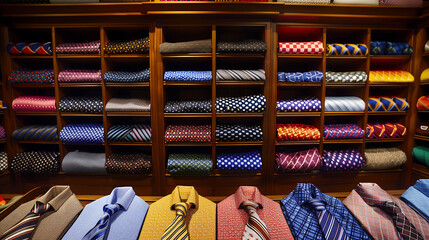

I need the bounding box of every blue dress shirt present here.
[62,187,149,240]
[280,183,371,240]
[400,179,429,222]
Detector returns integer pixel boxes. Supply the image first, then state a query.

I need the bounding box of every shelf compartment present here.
[59,83,101,88]
[216,81,264,86]
[415,135,429,141]
[15,112,56,116]
[324,112,365,116]
[165,172,263,177]
[17,140,60,145]
[277,82,322,87]
[216,113,264,117]
[60,113,103,117]
[108,142,152,146]
[277,112,321,117]
[323,139,363,144]
[105,82,149,87]
[106,112,150,117]
[12,83,55,88]
[274,168,402,176]
[412,163,429,176]
[276,140,320,145]
[216,141,263,146]
[368,111,407,116]
[162,53,211,59]
[365,138,404,143]
[164,113,212,118]
[56,54,101,59]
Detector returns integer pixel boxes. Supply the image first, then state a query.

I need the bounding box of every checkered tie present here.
[167,153,212,176]
[321,149,364,172]
[104,37,150,54]
[83,204,122,240]
[12,96,56,112]
[165,125,211,143]
[216,124,262,142]
[164,100,211,113]
[0,152,7,173]
[278,41,324,54]
[217,150,262,171]
[11,151,60,174]
[8,69,54,84]
[105,152,151,174]
[58,70,101,83]
[241,201,270,240]
[59,123,104,144]
[56,40,100,54]
[216,69,266,81]
[276,124,321,141]
[59,96,103,113]
[325,71,367,83]
[107,124,151,142]
[104,69,150,83]
[164,71,212,82]
[217,40,267,53]
[277,97,321,112]
[278,71,323,82]
[7,42,52,55]
[216,95,266,113]
[275,147,322,172]
[12,125,57,141]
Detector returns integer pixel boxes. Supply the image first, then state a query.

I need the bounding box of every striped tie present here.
[161,202,192,240]
[324,96,365,112]
[307,199,349,240]
[216,69,266,81]
[12,125,57,141]
[0,201,51,240]
[107,124,151,142]
[83,204,121,240]
[241,201,270,240]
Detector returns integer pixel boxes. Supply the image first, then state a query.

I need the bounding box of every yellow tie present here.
[161,202,191,240]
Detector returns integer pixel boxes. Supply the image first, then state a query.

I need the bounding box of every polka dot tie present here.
[165,125,211,143]
[278,41,324,54]
[217,39,267,54]
[104,68,150,83]
[321,149,365,172]
[277,97,322,112]
[164,71,212,82]
[276,124,321,141]
[216,69,266,81]
[325,71,367,83]
[217,150,262,171]
[323,124,364,139]
[12,96,56,112]
[107,124,152,142]
[11,151,60,174]
[104,37,150,54]
[216,124,262,142]
[216,94,266,113]
[8,69,54,84]
[7,42,52,55]
[59,96,103,113]
[278,71,323,82]
[12,125,58,141]
[59,123,104,144]
[370,41,413,55]
[164,100,211,113]
[326,43,368,56]
[167,153,212,176]
[275,147,322,172]
[105,152,151,175]
[56,40,101,54]
[58,70,102,83]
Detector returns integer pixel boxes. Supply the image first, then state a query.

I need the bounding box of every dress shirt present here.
[281,183,371,240]
[218,186,294,240]
[63,187,148,240]
[400,179,429,223]
[139,186,216,240]
[0,186,83,240]
[343,183,429,240]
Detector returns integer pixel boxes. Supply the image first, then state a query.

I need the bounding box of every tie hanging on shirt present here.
[216,69,265,81]
[56,40,101,54]
[104,37,150,54]
[167,153,212,176]
[241,201,271,240]
[8,69,54,84]
[59,123,104,144]
[58,69,101,83]
[161,202,192,240]
[105,152,152,175]
[83,204,122,240]
[107,124,151,142]
[217,150,262,171]
[11,151,60,174]
[275,148,322,172]
[59,96,103,113]
[104,69,150,83]
[321,149,364,172]
[12,125,57,141]
[12,96,56,112]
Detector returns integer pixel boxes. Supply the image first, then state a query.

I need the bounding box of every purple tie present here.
[277,97,322,112]
[56,40,100,54]
[321,149,365,172]
[275,147,322,172]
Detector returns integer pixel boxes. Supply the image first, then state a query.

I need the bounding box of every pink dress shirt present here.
[217,186,294,240]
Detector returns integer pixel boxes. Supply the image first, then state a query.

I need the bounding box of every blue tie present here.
[278,71,323,82]
[216,150,262,171]
[59,123,104,144]
[216,95,266,113]
[164,71,212,82]
[83,203,121,240]
[103,69,150,83]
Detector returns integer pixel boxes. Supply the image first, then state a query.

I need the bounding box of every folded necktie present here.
[369,97,409,111]
[160,39,211,54]
[164,100,211,113]
[417,96,429,110]
[11,151,60,174]
[217,40,267,53]
[59,123,104,144]
[62,150,106,174]
[370,41,413,55]
[106,152,152,174]
[321,149,365,172]
[165,125,211,143]
[426,41,429,52]
[164,71,212,82]
[107,124,151,142]
[59,96,103,113]
[217,150,262,171]
[106,98,150,112]
[167,153,212,176]
[380,0,422,6]
[278,71,323,82]
[0,126,5,140]
[326,44,368,56]
[277,0,330,3]
[216,124,262,142]
[275,148,322,172]
[332,0,378,4]
[8,69,54,84]
[0,152,7,173]
[421,69,429,82]
[324,124,364,139]
[325,71,367,83]
[366,123,385,139]
[103,69,150,83]
[416,122,429,136]
[413,146,429,167]
[278,41,324,54]
[104,37,150,54]
[369,71,414,82]
[7,42,52,55]
[276,123,321,141]
[216,94,266,113]
[277,97,321,112]
[12,125,57,141]
[324,96,365,112]
[56,40,101,54]
[367,123,406,138]
[12,96,56,112]
[0,100,6,110]
[216,69,265,81]
[364,147,407,170]
[58,70,101,82]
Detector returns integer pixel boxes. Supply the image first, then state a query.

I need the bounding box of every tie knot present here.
[174,203,191,217]
[307,199,326,211]
[375,201,401,215]
[103,204,121,216]
[242,201,259,215]
[32,202,50,214]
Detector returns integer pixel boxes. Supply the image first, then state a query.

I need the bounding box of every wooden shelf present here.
[60,113,103,117]
[369,82,410,87]
[278,54,322,59]
[370,55,411,60]
[108,142,152,146]
[163,81,212,86]
[277,112,321,117]
[277,82,322,87]
[216,53,265,58]
[366,138,404,143]
[10,55,52,59]
[326,82,366,87]
[59,83,101,88]
[56,54,100,59]
[62,142,105,146]
[162,53,211,59]
[216,141,263,146]
[415,135,429,141]
[323,139,363,144]
[276,140,320,145]
[412,163,429,176]
[166,172,263,177]
[274,168,402,176]
[17,140,59,145]
[418,110,429,113]
[165,143,212,147]
[368,111,407,116]
[106,112,150,117]
[105,82,149,87]
[104,54,149,58]
[326,56,367,60]
[164,113,211,118]
[12,83,54,88]
[216,113,264,117]
[0,139,6,144]
[324,112,365,116]
[423,52,429,57]
[216,81,264,86]
[421,81,429,86]
[15,112,56,116]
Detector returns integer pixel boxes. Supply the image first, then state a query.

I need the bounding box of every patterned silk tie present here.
[164,100,211,113]
[216,69,265,81]
[326,44,368,56]
[107,124,151,142]
[104,69,150,83]
[104,37,150,54]
[321,149,364,172]
[324,96,365,112]
[0,202,51,240]
[7,42,52,55]
[217,150,262,171]
[307,199,349,240]
[277,97,321,112]
[56,40,100,54]
[375,201,424,240]
[216,124,262,142]
[164,71,212,82]
[324,124,364,139]
[105,152,151,174]
[59,96,103,113]
[83,204,122,240]
[278,71,323,82]
[364,147,407,170]
[160,39,212,54]
[11,151,60,174]
[12,125,57,141]
[276,124,321,141]
[8,69,54,84]
[370,41,413,55]
[216,95,266,113]
[417,96,429,110]
[241,201,270,240]
[369,71,414,83]
[369,97,409,112]
[164,125,211,143]
[12,96,56,112]
[161,203,192,240]
[275,148,322,172]
[278,41,324,54]
[58,70,101,83]
[167,153,212,176]
[325,71,367,83]
[0,126,5,140]
[217,40,267,53]
[59,123,104,144]
[0,152,7,173]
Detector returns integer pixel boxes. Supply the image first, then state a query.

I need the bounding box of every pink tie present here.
[278,41,324,54]
[12,96,56,112]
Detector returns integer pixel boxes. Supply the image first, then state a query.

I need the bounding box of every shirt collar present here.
[234,186,263,209]
[36,186,73,212]
[170,186,198,210]
[293,183,328,206]
[414,179,429,198]
[356,182,393,205]
[105,187,135,211]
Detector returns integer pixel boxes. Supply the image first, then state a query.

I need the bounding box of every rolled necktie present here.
[277,97,321,112]
[165,125,211,143]
[332,0,378,4]
[275,148,322,172]
[0,152,7,173]
[364,147,407,170]
[326,43,368,56]
[8,69,54,84]
[324,96,365,112]
[217,150,262,171]
[278,71,323,82]
[104,37,149,54]
[104,69,150,83]
[11,151,60,174]
[392,97,409,111]
[62,150,106,174]
[59,123,104,144]
[0,126,5,140]
[58,70,101,83]
[216,124,262,142]
[160,39,211,54]
[278,41,324,54]
[379,1,422,6]
[107,124,151,142]
[416,122,429,136]
[7,42,52,55]
[106,152,152,174]
[367,122,406,138]
[0,100,6,110]
[216,69,265,81]
[164,71,212,81]
[59,96,103,113]
[385,42,413,55]
[413,146,429,167]
[370,96,409,111]
[56,40,100,54]
[216,94,266,113]
[164,100,211,113]
[325,71,367,83]
[277,0,330,3]
[321,149,365,172]
[217,40,267,54]
[421,69,429,82]
[367,123,386,138]
[324,124,364,139]
[369,71,414,82]
[417,96,429,110]
[12,125,57,141]
[106,98,150,112]
[368,97,383,111]
[276,124,321,141]
[12,96,56,112]
[167,153,212,176]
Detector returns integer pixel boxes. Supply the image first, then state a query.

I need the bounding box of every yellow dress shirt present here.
[139,186,216,240]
